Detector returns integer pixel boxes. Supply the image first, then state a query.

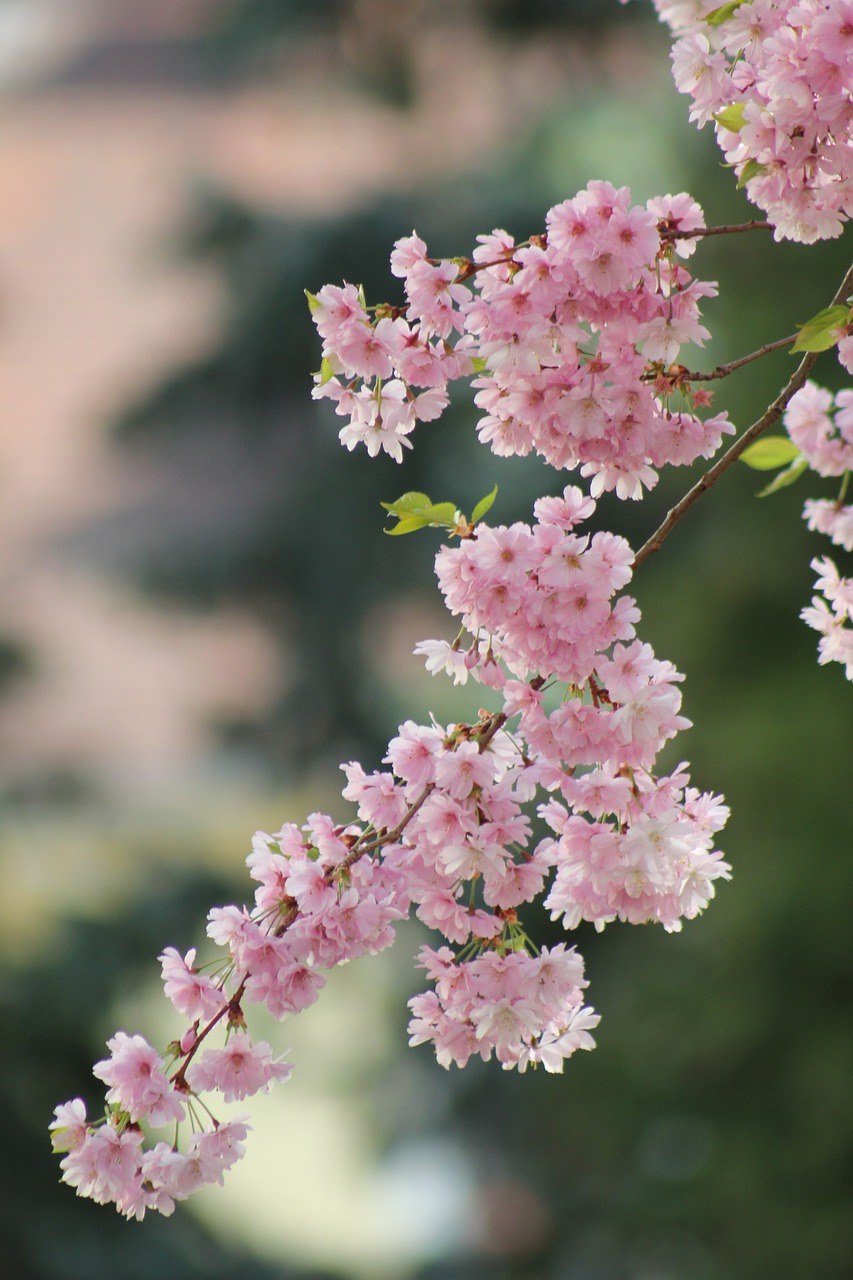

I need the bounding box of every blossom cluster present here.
[425,488,731,932]
[311,183,734,498]
[51,474,731,1214]
[53,0,853,1220]
[346,487,730,1065]
[782,382,853,678]
[801,555,853,677]
[51,816,408,1218]
[647,0,853,242]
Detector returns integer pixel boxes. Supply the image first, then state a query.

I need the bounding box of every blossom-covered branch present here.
[635,261,853,569]
[50,0,852,1221]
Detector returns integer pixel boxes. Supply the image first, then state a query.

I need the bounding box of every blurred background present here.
[1,2,850,1277]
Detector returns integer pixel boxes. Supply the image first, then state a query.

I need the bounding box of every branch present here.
[665,219,773,240]
[170,979,247,1089]
[634,261,853,570]
[683,333,798,381]
[347,784,434,860]
[344,706,509,862]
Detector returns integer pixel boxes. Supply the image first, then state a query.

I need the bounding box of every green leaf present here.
[304,289,320,314]
[791,305,851,353]
[705,1,745,24]
[318,356,336,386]
[385,515,431,536]
[737,158,768,189]
[424,502,459,526]
[381,491,459,535]
[714,102,747,132]
[757,456,808,497]
[471,484,498,525]
[380,491,434,518]
[470,356,488,374]
[740,437,801,470]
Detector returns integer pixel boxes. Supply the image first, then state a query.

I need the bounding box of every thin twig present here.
[347,784,434,860]
[667,219,773,240]
[170,979,247,1088]
[683,333,798,381]
[456,251,526,282]
[344,707,509,862]
[634,261,853,570]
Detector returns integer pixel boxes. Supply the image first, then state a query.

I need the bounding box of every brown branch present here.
[683,333,798,381]
[634,261,853,570]
[346,707,509,862]
[347,784,434,861]
[476,709,509,752]
[666,219,773,240]
[456,252,524,282]
[170,979,247,1090]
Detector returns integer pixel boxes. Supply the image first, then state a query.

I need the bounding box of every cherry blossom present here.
[51,0,852,1220]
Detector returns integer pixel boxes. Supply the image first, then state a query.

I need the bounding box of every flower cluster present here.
[785,381,853,560]
[801,555,853,677]
[48,0,853,1229]
[52,470,732,1214]
[408,945,600,1073]
[311,183,734,498]
[50,1098,250,1221]
[428,489,731,929]
[343,491,731,1065]
[51,813,408,1218]
[781,382,853,678]
[647,0,853,242]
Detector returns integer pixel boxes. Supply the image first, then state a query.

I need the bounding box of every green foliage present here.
[756,456,809,497]
[381,485,500,535]
[791,304,851,353]
[736,158,768,188]
[714,102,746,132]
[740,437,800,470]
[471,483,499,525]
[381,492,461,536]
[705,1,746,24]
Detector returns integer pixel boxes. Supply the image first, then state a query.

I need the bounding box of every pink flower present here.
[60,1124,144,1207]
[93,1032,185,1127]
[404,260,470,338]
[390,232,428,278]
[50,1099,89,1153]
[160,947,227,1023]
[837,334,853,376]
[187,1031,292,1103]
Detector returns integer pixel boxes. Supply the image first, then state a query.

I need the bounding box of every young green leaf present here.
[791,304,851,354]
[714,102,747,132]
[318,356,336,386]
[736,158,768,189]
[304,289,320,314]
[424,502,459,527]
[381,492,459,535]
[705,1,745,23]
[380,492,434,518]
[385,515,431,536]
[470,356,489,374]
[471,484,498,525]
[740,437,801,470]
[757,456,808,498]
